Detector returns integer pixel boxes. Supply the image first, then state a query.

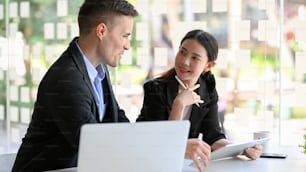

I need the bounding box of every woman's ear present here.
[96,23,107,40]
[204,62,216,72]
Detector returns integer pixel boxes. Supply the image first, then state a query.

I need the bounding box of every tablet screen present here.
[211,137,270,161]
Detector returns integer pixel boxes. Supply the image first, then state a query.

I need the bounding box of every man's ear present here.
[96,23,107,40]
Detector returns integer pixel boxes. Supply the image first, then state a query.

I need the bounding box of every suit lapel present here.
[70,38,95,99]
[102,65,118,122]
[69,38,99,121]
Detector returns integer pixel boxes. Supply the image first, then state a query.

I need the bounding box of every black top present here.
[12,38,128,172]
[137,69,225,145]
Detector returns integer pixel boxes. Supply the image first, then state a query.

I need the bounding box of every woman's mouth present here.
[179,68,190,74]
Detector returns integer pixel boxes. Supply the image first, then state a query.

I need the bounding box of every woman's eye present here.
[179,50,185,54]
[192,56,200,61]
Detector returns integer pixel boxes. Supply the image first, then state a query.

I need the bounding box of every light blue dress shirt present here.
[76,41,106,121]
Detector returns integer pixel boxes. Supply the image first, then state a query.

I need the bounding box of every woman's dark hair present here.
[78,0,138,35]
[156,29,219,79]
[180,29,218,62]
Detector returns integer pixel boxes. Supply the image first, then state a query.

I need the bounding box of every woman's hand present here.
[169,84,203,120]
[175,84,203,107]
[243,144,263,160]
[185,139,211,172]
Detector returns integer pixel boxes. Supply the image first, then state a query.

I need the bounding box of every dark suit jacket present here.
[137,69,225,145]
[12,37,129,172]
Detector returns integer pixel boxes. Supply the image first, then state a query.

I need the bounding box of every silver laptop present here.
[77,121,190,172]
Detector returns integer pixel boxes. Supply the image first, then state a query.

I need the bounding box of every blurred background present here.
[0,0,305,154]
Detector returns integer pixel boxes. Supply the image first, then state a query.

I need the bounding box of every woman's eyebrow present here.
[192,52,202,57]
[180,46,187,51]
[181,46,202,58]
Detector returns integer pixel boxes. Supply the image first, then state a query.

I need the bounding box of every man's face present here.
[99,16,134,67]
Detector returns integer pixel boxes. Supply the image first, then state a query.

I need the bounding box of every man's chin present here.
[109,60,120,67]
[108,63,117,67]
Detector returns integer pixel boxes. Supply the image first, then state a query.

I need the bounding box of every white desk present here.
[183,145,306,172]
[47,145,306,172]
[0,153,16,172]
[1,145,305,172]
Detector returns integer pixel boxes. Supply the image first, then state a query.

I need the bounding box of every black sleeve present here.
[200,79,226,145]
[200,98,226,145]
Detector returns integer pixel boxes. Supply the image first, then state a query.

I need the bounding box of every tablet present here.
[260,152,287,159]
[211,137,270,161]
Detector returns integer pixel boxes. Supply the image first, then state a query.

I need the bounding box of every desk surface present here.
[0,153,16,172]
[1,145,305,172]
[184,145,306,172]
[43,145,306,172]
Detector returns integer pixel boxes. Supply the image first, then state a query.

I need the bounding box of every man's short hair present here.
[78,0,138,35]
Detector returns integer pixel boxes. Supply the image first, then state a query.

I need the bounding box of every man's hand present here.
[185,139,211,172]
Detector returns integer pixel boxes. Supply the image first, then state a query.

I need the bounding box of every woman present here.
[136,29,263,172]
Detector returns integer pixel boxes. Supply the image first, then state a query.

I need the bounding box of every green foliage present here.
[0,0,83,44]
[299,135,306,154]
[304,135,306,154]
[0,71,6,104]
[290,107,306,119]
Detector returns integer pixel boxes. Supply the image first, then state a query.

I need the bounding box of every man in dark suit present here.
[12,0,138,171]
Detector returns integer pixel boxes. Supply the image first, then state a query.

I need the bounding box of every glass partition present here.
[0,0,305,154]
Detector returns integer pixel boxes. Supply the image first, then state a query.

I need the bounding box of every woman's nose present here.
[182,57,190,66]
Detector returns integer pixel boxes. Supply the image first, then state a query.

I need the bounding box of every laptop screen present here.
[77,120,190,172]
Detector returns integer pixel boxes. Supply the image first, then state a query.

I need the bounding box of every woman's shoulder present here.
[143,77,168,91]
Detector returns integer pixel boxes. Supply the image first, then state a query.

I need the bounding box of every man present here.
[12,0,138,171]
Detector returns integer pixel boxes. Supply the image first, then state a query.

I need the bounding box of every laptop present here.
[77,120,190,172]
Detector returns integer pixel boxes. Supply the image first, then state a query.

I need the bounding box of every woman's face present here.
[174,39,210,85]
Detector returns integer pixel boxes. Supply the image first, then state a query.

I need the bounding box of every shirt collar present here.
[75,40,105,82]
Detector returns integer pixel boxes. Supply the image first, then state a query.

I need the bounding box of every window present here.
[0,0,305,154]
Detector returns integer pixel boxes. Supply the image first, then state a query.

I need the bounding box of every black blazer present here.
[137,70,225,145]
[12,37,129,172]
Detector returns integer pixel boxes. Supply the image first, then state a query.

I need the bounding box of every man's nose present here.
[124,41,130,50]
